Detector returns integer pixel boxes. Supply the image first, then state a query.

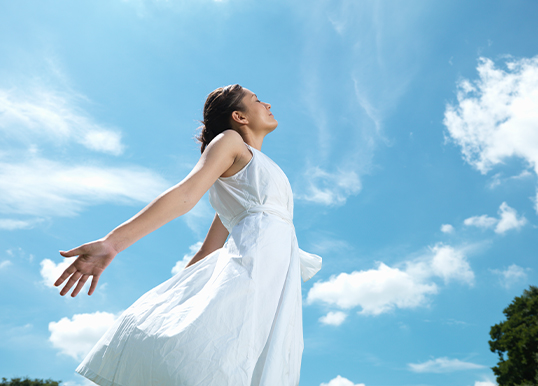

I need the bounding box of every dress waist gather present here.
[227,205,293,231]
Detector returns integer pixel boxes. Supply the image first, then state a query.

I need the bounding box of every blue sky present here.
[1,1,537,385]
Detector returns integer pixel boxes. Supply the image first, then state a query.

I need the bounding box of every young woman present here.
[55,84,322,386]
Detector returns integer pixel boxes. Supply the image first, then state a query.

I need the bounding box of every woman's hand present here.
[54,239,117,297]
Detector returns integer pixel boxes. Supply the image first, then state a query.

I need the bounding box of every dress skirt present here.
[76,212,304,386]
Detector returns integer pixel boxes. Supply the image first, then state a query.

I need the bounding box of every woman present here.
[55,84,322,386]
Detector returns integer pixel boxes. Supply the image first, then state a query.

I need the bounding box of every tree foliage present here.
[0,378,61,386]
[489,286,538,386]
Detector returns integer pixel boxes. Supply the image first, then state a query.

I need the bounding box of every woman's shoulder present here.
[214,129,244,146]
[204,129,245,158]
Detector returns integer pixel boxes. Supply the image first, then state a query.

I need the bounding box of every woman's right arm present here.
[54,130,245,297]
[185,213,229,269]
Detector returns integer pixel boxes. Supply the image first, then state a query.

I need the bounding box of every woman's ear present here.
[231,110,248,125]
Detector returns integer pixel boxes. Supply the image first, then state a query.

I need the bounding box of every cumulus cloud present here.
[307,244,473,316]
[0,87,124,155]
[408,357,486,373]
[320,375,365,386]
[298,167,361,206]
[491,264,529,288]
[427,244,474,285]
[319,311,348,326]
[464,202,527,234]
[440,224,454,234]
[0,157,169,217]
[308,263,438,315]
[40,258,73,288]
[444,55,538,211]
[49,311,118,360]
[495,202,527,233]
[171,241,203,275]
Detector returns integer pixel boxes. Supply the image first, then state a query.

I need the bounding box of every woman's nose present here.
[264,102,271,109]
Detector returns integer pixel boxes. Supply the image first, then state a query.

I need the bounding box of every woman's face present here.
[239,88,278,133]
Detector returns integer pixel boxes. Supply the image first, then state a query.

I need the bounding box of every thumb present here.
[60,246,85,258]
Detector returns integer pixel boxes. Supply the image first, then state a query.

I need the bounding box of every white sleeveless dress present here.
[76,143,322,386]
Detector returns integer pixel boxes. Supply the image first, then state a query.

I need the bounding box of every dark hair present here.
[196,84,247,153]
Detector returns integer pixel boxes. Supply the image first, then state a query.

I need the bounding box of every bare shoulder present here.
[204,129,244,159]
[213,129,244,147]
[202,130,245,163]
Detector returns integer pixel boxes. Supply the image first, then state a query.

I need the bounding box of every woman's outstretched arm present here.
[185,213,229,269]
[54,130,244,297]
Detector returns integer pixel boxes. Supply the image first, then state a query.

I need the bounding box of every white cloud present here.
[307,263,438,316]
[171,241,203,275]
[0,157,169,217]
[491,264,529,288]
[464,215,497,229]
[495,202,527,233]
[0,260,12,270]
[49,311,118,360]
[0,87,124,155]
[298,167,361,206]
[307,244,473,315]
[443,55,538,212]
[463,202,527,234]
[319,311,347,326]
[63,378,96,386]
[40,258,77,288]
[440,224,454,234]
[0,218,42,230]
[428,244,474,285]
[320,375,365,386]
[408,357,486,373]
[475,381,497,386]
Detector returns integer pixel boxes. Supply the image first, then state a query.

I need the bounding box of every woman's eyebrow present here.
[252,94,258,99]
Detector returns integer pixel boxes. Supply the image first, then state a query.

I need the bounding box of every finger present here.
[60,271,82,296]
[88,275,100,296]
[60,246,86,258]
[71,274,90,298]
[54,264,77,287]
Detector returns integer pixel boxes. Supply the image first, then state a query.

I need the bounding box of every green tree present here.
[0,378,61,386]
[489,285,538,386]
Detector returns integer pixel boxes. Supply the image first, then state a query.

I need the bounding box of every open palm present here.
[54,240,117,297]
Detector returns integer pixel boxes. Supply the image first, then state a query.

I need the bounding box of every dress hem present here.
[76,366,122,386]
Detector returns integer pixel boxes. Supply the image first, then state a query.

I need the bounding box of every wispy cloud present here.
[464,202,527,234]
[0,218,42,230]
[0,87,124,155]
[491,264,529,288]
[297,167,361,206]
[307,243,473,315]
[0,157,169,217]
[408,357,486,373]
[0,260,12,270]
[49,311,119,360]
[295,0,420,207]
[444,55,538,212]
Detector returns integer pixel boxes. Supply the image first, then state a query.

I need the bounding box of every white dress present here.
[76,143,322,386]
